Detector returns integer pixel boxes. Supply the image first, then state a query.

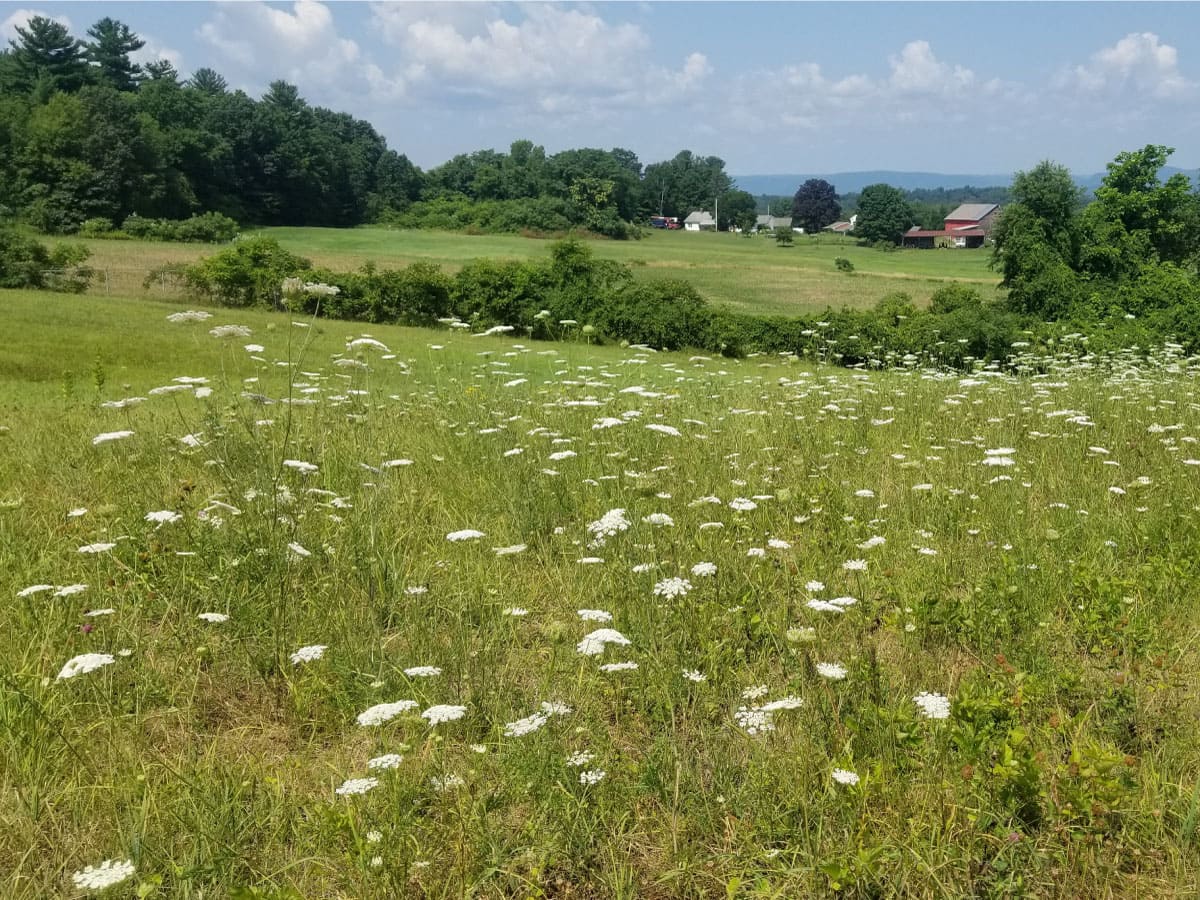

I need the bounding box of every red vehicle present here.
[650,216,681,229]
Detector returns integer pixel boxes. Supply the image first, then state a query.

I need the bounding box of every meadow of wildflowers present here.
[2,290,1200,897]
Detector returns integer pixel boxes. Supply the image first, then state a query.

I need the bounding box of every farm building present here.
[901,203,999,249]
[755,214,795,232]
[683,210,716,231]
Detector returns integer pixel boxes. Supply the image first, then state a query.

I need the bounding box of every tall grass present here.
[1,290,1198,897]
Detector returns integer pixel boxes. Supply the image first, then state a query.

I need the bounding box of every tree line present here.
[0,15,758,238]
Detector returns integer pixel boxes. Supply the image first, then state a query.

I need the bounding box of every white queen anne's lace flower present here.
[367,753,404,770]
[645,424,681,437]
[816,662,848,680]
[587,508,630,544]
[335,777,379,796]
[652,577,692,599]
[576,628,631,656]
[403,665,442,678]
[290,645,326,665]
[166,309,211,323]
[57,653,115,680]
[913,691,952,720]
[422,704,467,724]
[599,661,638,672]
[72,858,135,891]
[357,700,418,726]
[832,768,860,786]
[92,430,134,446]
[504,712,549,737]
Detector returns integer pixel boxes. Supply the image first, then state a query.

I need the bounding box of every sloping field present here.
[2,291,1197,897]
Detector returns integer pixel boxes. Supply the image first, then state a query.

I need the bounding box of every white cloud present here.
[131,35,183,71]
[1058,32,1195,99]
[370,1,500,45]
[888,40,975,94]
[729,40,1001,138]
[197,1,371,96]
[370,4,708,116]
[1,8,71,43]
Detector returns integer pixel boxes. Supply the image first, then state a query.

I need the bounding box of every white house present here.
[683,210,716,231]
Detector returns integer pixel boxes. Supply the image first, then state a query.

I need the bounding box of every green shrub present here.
[929,283,983,314]
[451,258,553,328]
[0,227,92,292]
[181,237,311,307]
[121,212,239,243]
[120,215,163,240]
[78,218,116,238]
[596,279,713,350]
[172,212,240,243]
[835,256,854,273]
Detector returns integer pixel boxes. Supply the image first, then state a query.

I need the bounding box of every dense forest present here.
[0,15,753,238]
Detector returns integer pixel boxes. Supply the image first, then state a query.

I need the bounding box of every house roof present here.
[944,203,998,222]
[684,210,714,225]
[756,215,793,228]
[826,221,853,232]
[903,227,988,240]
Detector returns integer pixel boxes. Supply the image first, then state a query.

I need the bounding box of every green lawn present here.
[74,227,1003,316]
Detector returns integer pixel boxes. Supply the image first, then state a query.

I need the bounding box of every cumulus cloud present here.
[888,40,975,94]
[1057,32,1194,99]
[370,3,708,115]
[1,8,71,42]
[197,0,381,98]
[728,40,1012,136]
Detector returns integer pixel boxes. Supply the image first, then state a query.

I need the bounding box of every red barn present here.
[943,203,999,248]
[901,203,1000,249]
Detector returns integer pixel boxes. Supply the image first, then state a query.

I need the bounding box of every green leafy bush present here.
[78,217,116,238]
[596,279,712,350]
[120,212,240,243]
[0,227,92,292]
[181,237,311,307]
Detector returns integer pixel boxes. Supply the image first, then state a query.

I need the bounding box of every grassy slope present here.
[2,289,1199,897]
[72,228,1002,316]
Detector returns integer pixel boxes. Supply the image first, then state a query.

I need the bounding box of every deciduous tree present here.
[854,183,914,245]
[791,178,840,234]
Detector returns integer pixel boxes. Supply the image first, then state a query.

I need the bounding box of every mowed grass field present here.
[3,289,1200,897]
[72,227,1002,316]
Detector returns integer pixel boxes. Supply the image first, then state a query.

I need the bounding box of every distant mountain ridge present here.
[733,168,1200,196]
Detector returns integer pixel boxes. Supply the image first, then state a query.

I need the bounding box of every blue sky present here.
[4,2,1198,176]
